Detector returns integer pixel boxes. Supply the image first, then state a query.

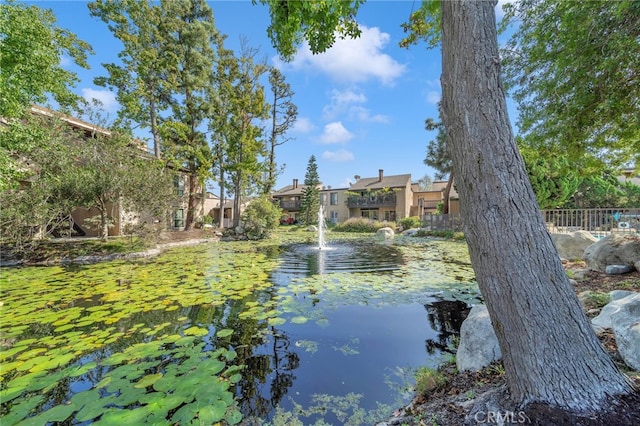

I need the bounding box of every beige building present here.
[346,170,412,221]
[320,187,350,224]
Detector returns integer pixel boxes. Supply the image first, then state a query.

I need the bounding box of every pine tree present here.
[300,155,320,226]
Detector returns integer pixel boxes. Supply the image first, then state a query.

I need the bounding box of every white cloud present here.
[323,88,388,123]
[82,88,118,112]
[322,149,354,162]
[323,88,366,119]
[426,91,441,105]
[349,106,389,123]
[320,121,354,144]
[292,117,315,133]
[288,25,406,85]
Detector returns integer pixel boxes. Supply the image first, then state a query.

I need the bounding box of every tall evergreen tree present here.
[264,67,298,195]
[300,155,320,225]
[88,0,169,159]
[423,111,453,214]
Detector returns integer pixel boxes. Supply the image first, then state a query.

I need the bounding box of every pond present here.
[0,234,480,425]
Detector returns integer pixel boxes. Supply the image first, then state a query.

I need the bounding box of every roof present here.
[349,174,411,191]
[272,184,307,197]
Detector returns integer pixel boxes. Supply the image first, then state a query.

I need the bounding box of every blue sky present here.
[36,0,512,191]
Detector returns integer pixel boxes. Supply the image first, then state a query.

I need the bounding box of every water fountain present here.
[318,204,327,250]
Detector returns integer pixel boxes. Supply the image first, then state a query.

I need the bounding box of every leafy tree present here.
[416,174,433,191]
[88,0,170,159]
[519,143,581,209]
[0,1,92,190]
[300,155,320,226]
[259,0,634,414]
[501,0,640,171]
[423,111,453,214]
[263,67,298,195]
[222,39,270,228]
[80,128,175,241]
[240,195,282,239]
[0,1,92,118]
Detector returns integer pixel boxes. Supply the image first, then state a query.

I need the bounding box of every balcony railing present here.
[279,200,302,211]
[347,194,397,208]
[541,208,640,236]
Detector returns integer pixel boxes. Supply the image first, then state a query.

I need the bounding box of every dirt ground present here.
[395,263,640,426]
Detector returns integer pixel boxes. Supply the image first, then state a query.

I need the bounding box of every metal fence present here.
[421,213,464,232]
[421,208,640,237]
[541,208,640,237]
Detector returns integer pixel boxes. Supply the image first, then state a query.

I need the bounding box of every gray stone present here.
[376,227,395,240]
[591,293,640,370]
[610,290,638,301]
[402,228,419,236]
[550,230,598,261]
[456,305,501,372]
[307,225,318,232]
[583,234,640,272]
[635,260,640,272]
[615,322,640,371]
[605,264,634,275]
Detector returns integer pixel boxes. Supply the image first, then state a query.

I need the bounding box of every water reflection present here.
[424,299,471,355]
[270,241,405,276]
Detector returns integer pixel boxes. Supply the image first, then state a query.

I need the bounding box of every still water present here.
[0,236,478,425]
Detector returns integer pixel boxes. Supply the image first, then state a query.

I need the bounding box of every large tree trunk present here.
[443,173,453,214]
[440,0,632,411]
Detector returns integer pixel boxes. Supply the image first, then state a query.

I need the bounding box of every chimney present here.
[293,178,298,189]
[354,175,360,181]
[378,169,384,182]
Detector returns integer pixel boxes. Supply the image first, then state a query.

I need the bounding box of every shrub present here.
[414,367,448,396]
[240,196,282,239]
[399,216,421,230]
[415,229,466,240]
[333,217,395,233]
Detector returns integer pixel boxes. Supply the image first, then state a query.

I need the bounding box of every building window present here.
[384,211,396,221]
[330,210,339,224]
[361,209,378,220]
[320,193,327,205]
[174,176,185,196]
[173,209,185,228]
[330,192,338,205]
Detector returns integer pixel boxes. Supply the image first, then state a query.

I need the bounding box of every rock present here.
[605,264,634,275]
[635,260,640,272]
[583,234,640,272]
[550,230,598,261]
[456,305,501,372]
[610,290,638,301]
[615,323,640,371]
[307,225,318,232]
[376,227,395,240]
[591,293,640,370]
[402,228,419,236]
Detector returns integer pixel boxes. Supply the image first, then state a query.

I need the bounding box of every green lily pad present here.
[215,328,234,338]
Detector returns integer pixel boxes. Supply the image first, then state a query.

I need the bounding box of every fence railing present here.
[421,213,464,232]
[541,208,640,236]
[420,208,640,236]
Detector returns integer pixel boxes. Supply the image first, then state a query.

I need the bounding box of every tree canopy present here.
[501,0,640,171]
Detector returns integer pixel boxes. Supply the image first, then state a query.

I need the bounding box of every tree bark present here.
[440,0,632,411]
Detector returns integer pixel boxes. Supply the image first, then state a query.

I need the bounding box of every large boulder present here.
[456,305,501,372]
[376,227,395,240]
[550,230,598,261]
[592,293,640,371]
[583,234,640,272]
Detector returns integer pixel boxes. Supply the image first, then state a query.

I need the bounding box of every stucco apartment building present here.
[273,169,458,224]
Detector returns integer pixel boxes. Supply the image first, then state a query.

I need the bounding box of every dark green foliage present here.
[399,216,422,230]
[502,0,640,170]
[300,155,320,225]
[240,196,282,239]
[333,217,395,233]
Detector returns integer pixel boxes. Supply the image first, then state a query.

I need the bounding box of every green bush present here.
[241,196,282,239]
[414,367,448,396]
[333,217,396,233]
[399,216,422,230]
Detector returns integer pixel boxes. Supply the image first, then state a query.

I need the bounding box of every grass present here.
[414,367,449,396]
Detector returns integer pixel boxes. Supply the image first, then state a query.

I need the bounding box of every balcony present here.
[279,200,302,211]
[347,193,397,208]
